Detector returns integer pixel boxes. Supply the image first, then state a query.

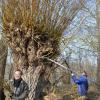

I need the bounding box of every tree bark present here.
[11,37,53,100]
[96,0,100,90]
[0,39,7,89]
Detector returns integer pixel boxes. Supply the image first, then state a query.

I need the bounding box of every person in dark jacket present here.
[9,69,29,100]
[0,88,6,100]
[71,71,88,96]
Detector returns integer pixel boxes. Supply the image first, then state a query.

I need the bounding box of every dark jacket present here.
[9,79,29,100]
[0,89,5,100]
[71,75,88,96]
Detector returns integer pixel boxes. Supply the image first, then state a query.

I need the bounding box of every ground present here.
[5,85,100,100]
[87,86,100,100]
[44,85,100,100]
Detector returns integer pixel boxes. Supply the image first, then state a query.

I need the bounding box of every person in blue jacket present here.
[71,71,89,96]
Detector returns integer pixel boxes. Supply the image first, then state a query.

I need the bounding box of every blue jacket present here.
[71,75,88,96]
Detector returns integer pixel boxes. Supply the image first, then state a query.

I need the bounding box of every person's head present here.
[14,69,23,80]
[82,70,87,77]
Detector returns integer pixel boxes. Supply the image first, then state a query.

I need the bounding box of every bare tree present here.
[79,0,100,91]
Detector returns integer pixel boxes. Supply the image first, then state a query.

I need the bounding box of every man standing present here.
[9,69,29,100]
[71,71,88,99]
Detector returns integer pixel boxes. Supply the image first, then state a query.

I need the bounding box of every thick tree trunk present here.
[0,39,7,89]
[96,0,100,90]
[12,53,41,100]
[97,52,100,84]
[12,56,51,100]
[0,39,7,100]
[23,66,43,100]
[12,38,53,100]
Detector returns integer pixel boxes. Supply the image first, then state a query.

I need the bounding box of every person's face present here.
[82,72,87,76]
[14,71,22,80]
[82,72,85,75]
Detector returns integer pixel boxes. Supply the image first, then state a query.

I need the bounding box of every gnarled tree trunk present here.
[11,34,57,100]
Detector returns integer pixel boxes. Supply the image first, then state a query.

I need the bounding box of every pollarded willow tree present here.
[2,0,83,99]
